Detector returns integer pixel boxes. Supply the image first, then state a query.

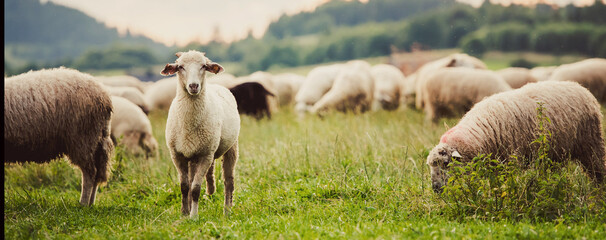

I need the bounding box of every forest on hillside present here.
[4,0,172,74]
[184,0,606,75]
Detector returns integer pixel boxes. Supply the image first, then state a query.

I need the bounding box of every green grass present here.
[5,53,605,239]
[5,106,606,239]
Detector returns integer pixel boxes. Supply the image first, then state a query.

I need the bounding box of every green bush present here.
[532,23,594,55]
[485,23,532,51]
[589,29,606,58]
[510,58,537,68]
[460,34,486,58]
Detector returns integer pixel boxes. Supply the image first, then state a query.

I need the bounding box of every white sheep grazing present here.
[401,72,418,108]
[106,86,151,114]
[414,53,487,109]
[370,64,406,111]
[496,67,538,89]
[270,73,306,106]
[427,81,605,193]
[110,96,158,159]
[310,60,375,115]
[549,58,606,103]
[529,66,557,82]
[144,77,178,111]
[422,68,512,122]
[96,75,146,93]
[161,50,240,217]
[295,63,345,115]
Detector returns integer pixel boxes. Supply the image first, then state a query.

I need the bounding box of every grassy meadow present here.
[5,52,606,239]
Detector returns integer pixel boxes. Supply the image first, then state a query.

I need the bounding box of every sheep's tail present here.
[94,127,114,184]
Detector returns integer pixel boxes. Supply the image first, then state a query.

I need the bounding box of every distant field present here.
[84,49,588,78]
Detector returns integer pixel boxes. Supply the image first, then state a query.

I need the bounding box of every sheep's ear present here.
[161,63,178,76]
[204,62,224,74]
[446,58,457,67]
[175,52,184,58]
[452,150,462,159]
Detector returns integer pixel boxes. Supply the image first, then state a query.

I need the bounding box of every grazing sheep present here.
[549,58,606,103]
[427,81,606,193]
[229,82,275,119]
[106,86,151,114]
[207,73,237,87]
[295,63,345,115]
[96,75,146,93]
[271,73,306,106]
[110,96,158,159]
[402,72,418,108]
[414,53,487,109]
[370,64,406,111]
[4,67,113,206]
[161,50,240,217]
[310,60,375,115]
[422,68,512,122]
[496,67,538,89]
[529,66,557,82]
[144,77,178,111]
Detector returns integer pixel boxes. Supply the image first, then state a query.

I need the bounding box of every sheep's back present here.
[452,81,601,161]
[4,68,113,163]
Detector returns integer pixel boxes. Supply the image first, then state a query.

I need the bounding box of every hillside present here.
[4,0,171,67]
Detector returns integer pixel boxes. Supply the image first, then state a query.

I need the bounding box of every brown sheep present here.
[496,67,538,89]
[106,86,150,114]
[414,53,488,109]
[427,81,606,193]
[4,67,114,206]
[96,75,146,93]
[549,58,606,103]
[422,68,512,122]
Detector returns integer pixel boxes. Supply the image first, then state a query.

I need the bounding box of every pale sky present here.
[43,0,331,46]
[43,0,600,47]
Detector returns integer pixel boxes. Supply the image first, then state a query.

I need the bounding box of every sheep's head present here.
[426,143,461,194]
[161,50,224,96]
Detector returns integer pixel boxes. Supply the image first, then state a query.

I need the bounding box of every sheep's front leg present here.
[88,184,99,206]
[79,169,96,206]
[188,156,214,218]
[173,157,190,216]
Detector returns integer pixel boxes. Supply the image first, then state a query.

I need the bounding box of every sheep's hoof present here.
[223,206,232,217]
[189,211,199,219]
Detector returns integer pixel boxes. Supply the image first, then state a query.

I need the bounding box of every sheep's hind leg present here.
[188,156,214,218]
[222,141,239,215]
[205,160,216,195]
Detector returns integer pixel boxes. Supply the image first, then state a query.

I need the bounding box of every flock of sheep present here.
[4,50,606,216]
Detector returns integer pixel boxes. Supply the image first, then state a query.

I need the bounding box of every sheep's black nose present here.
[189,83,199,90]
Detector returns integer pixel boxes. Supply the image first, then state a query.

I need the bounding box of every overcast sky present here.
[43,0,599,47]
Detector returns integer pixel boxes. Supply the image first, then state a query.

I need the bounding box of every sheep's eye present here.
[177,65,184,70]
[439,150,447,156]
[431,161,438,167]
